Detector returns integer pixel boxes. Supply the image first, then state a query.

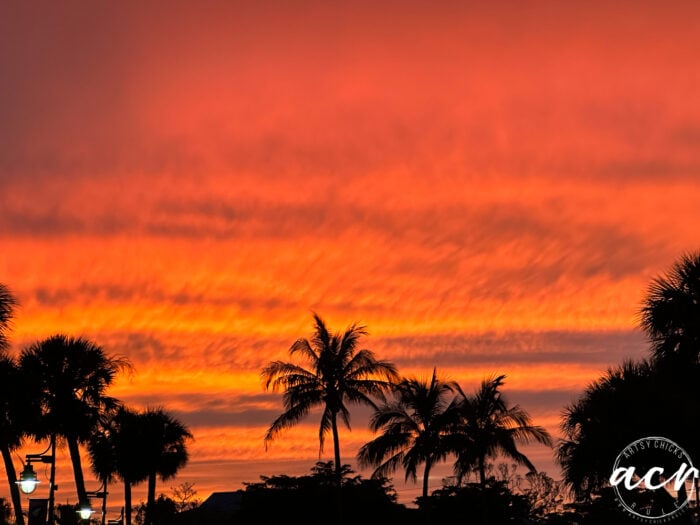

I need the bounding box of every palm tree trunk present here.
[1,442,25,525]
[330,412,343,525]
[124,479,132,525]
[67,434,88,504]
[146,471,157,525]
[478,456,487,488]
[331,412,342,479]
[100,479,108,525]
[422,460,432,499]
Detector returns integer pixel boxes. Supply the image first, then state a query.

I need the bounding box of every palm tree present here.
[131,408,192,525]
[0,283,17,351]
[0,355,34,525]
[262,313,399,478]
[19,334,130,505]
[87,405,125,525]
[453,374,552,487]
[0,285,26,525]
[88,406,149,525]
[558,359,697,501]
[357,369,459,499]
[641,251,700,364]
[639,252,700,506]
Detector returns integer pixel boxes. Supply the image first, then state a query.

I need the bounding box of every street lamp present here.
[16,436,57,525]
[16,452,54,493]
[80,484,107,524]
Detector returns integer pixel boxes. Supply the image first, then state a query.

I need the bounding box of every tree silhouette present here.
[357,368,458,498]
[558,361,651,500]
[89,406,151,525]
[0,284,17,352]
[133,408,192,525]
[262,313,398,478]
[558,359,698,505]
[453,374,552,488]
[0,285,26,525]
[87,404,130,525]
[0,354,34,525]
[237,462,404,525]
[19,335,130,505]
[559,253,700,504]
[641,251,700,364]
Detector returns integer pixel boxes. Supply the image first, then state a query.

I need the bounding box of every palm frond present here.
[264,401,314,448]
[289,338,319,364]
[261,361,317,390]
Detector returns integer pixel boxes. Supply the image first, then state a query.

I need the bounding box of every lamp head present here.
[16,463,39,494]
[78,503,94,521]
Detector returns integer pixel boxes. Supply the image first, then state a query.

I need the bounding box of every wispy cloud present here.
[2,0,700,505]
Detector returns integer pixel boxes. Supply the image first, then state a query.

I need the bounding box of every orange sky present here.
[2,0,700,510]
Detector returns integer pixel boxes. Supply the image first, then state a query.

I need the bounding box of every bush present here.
[417,480,531,525]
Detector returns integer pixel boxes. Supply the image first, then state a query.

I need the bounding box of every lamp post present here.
[15,435,57,525]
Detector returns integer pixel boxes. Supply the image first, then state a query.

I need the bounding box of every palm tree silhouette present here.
[558,359,697,504]
[134,408,192,525]
[19,335,130,505]
[557,361,649,500]
[641,251,700,364]
[87,404,129,525]
[0,283,17,351]
[0,285,26,525]
[0,354,35,525]
[640,252,700,505]
[357,368,459,499]
[453,374,552,487]
[262,313,398,478]
[88,406,151,525]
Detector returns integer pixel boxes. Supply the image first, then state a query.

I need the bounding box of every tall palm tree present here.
[19,334,130,505]
[641,251,700,364]
[262,313,399,477]
[131,408,192,525]
[453,374,552,487]
[0,355,34,525]
[0,284,25,525]
[0,283,17,352]
[357,369,459,499]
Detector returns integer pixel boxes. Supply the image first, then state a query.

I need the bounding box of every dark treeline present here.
[3,250,700,525]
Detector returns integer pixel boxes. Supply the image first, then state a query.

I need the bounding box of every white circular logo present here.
[610,436,698,522]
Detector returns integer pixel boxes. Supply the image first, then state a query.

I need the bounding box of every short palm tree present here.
[558,359,697,501]
[641,251,700,364]
[134,408,192,525]
[88,406,150,525]
[262,313,399,478]
[19,334,130,505]
[357,369,459,499]
[87,404,128,525]
[453,374,552,487]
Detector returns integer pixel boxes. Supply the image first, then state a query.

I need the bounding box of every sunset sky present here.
[2,0,700,508]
